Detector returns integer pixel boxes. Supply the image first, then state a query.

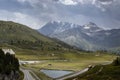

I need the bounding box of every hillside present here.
[0,21,72,50]
[66,57,120,80]
[0,21,53,42]
[0,21,78,60]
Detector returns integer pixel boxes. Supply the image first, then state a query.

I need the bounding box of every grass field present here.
[66,64,120,80]
[0,43,117,80]
[24,52,116,71]
[20,51,116,80]
[0,44,116,71]
[13,46,116,80]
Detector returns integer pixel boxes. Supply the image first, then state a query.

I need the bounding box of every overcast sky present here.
[0,0,120,29]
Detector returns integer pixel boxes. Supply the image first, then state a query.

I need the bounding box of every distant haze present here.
[0,0,120,29]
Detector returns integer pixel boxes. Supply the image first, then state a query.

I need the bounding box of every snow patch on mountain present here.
[83,22,103,32]
[86,33,92,36]
[84,26,90,29]
[105,32,111,36]
[48,21,81,34]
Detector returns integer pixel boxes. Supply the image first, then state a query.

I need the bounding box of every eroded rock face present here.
[0,71,20,80]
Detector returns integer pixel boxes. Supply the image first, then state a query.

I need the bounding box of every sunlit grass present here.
[25,53,116,71]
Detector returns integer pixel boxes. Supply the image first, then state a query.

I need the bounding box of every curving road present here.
[21,69,35,80]
[21,68,41,80]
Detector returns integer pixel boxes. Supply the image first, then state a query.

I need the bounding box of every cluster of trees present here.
[0,49,19,75]
[112,57,120,66]
[9,40,62,51]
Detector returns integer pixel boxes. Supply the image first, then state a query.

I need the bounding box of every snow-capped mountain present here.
[82,22,103,32]
[39,21,80,36]
[38,21,120,51]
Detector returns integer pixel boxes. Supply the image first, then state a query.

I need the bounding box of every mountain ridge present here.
[38,21,120,51]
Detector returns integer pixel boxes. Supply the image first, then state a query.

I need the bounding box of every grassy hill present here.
[0,21,78,60]
[0,21,52,42]
[0,21,71,48]
[66,57,120,80]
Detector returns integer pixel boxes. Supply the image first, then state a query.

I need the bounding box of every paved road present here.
[21,69,35,80]
[21,68,41,80]
[29,70,41,80]
[56,68,89,80]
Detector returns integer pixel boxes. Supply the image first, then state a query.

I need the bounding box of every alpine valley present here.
[0,20,118,80]
[1,0,120,80]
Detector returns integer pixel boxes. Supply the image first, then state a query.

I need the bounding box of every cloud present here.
[0,0,120,29]
[14,12,27,19]
[92,0,115,11]
[59,0,78,5]
[0,10,42,29]
[17,0,27,3]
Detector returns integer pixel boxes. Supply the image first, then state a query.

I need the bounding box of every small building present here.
[2,48,15,55]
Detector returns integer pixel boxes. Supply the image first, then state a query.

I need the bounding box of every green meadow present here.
[22,51,116,71]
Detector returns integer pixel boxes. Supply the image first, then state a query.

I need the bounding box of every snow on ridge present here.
[84,26,90,29]
[86,33,91,36]
[105,32,111,36]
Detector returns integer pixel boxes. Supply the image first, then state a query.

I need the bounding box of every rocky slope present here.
[39,21,120,51]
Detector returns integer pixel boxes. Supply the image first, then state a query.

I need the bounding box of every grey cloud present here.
[0,0,120,29]
[98,0,114,2]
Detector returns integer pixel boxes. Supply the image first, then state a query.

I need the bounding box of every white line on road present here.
[21,69,35,80]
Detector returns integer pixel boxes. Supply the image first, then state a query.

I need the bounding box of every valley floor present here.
[19,52,116,80]
[23,53,116,71]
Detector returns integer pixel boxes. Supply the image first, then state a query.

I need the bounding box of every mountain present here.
[0,21,74,51]
[38,21,120,51]
[39,21,79,36]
